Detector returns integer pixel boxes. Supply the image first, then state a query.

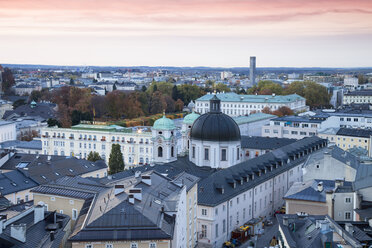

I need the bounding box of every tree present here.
[273,106,293,117]
[12,99,26,109]
[108,144,125,175]
[215,83,231,93]
[87,151,102,162]
[69,78,75,85]
[171,85,180,101]
[164,95,175,113]
[29,90,43,102]
[113,83,117,91]
[141,85,147,92]
[178,84,203,105]
[284,81,331,109]
[47,118,61,127]
[1,67,15,94]
[262,106,272,114]
[150,91,167,114]
[175,99,184,112]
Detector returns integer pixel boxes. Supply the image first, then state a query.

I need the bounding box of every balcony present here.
[101,139,106,142]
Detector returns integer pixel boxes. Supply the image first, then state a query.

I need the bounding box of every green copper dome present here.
[183,111,200,125]
[153,115,175,130]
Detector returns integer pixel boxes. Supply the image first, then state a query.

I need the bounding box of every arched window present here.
[158,147,163,157]
[171,146,174,157]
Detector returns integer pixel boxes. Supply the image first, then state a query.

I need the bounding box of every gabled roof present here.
[241,136,296,150]
[0,170,38,195]
[0,153,107,185]
[3,102,56,121]
[337,128,372,138]
[69,171,183,242]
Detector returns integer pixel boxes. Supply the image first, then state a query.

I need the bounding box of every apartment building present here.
[343,90,372,105]
[262,116,321,139]
[195,92,308,116]
[41,124,154,167]
[68,171,187,248]
[318,128,372,156]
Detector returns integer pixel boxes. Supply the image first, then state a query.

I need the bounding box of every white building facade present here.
[195,92,308,117]
[0,121,16,143]
[41,124,154,168]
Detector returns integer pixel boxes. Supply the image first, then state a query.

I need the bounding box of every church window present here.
[221,149,227,161]
[204,148,209,160]
[158,147,163,157]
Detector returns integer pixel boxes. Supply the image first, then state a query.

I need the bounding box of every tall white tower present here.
[152,114,177,164]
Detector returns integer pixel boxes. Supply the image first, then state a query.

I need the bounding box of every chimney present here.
[317,182,324,192]
[345,223,354,235]
[283,216,289,226]
[47,155,51,161]
[141,175,151,186]
[335,179,344,189]
[320,220,330,233]
[114,185,125,196]
[129,188,142,201]
[128,194,135,204]
[34,205,45,224]
[10,224,27,243]
[50,231,55,241]
[135,171,141,178]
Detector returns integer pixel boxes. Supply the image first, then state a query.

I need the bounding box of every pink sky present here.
[1,0,372,67]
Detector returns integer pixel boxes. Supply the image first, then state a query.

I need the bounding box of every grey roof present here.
[31,176,109,200]
[104,136,327,207]
[196,136,327,206]
[241,136,296,150]
[0,170,39,195]
[285,180,352,203]
[0,121,14,127]
[354,163,372,190]
[345,90,372,96]
[170,171,199,191]
[337,128,372,138]
[272,116,323,123]
[0,153,107,185]
[276,214,347,248]
[304,145,360,172]
[3,102,56,120]
[0,210,70,248]
[69,171,183,242]
[0,140,42,150]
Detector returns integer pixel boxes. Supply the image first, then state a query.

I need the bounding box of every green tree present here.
[108,144,125,175]
[29,90,43,102]
[69,78,75,85]
[87,151,102,162]
[113,83,117,91]
[178,84,203,105]
[150,91,167,114]
[147,82,173,96]
[1,67,15,94]
[284,81,331,109]
[47,118,61,127]
[12,99,26,108]
[171,85,180,101]
[215,83,231,93]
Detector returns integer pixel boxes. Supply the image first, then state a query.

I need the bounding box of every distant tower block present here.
[250,56,256,85]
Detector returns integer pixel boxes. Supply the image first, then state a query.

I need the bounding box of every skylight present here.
[16,162,30,169]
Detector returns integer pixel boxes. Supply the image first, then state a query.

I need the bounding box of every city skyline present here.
[1,0,372,67]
